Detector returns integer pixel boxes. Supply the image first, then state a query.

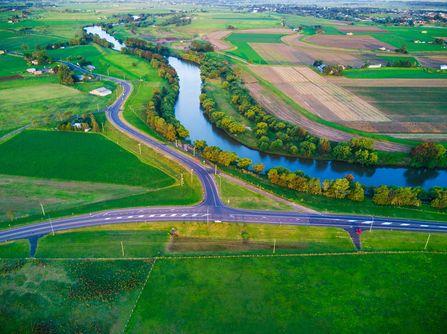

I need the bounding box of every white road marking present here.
[105,218,111,220]
[348,219,356,223]
[381,222,392,225]
[159,214,166,217]
[181,213,188,217]
[117,217,122,219]
[361,221,373,224]
[191,213,198,217]
[420,225,429,228]
[149,214,156,218]
[400,223,410,226]
[138,215,145,218]
[170,214,177,217]
[127,216,134,219]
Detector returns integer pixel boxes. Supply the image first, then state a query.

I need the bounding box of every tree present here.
[431,189,447,209]
[194,140,207,151]
[217,151,238,167]
[323,178,350,199]
[58,64,74,85]
[90,113,100,132]
[318,138,331,154]
[237,158,252,170]
[332,143,352,160]
[252,163,265,174]
[349,138,374,151]
[373,185,390,205]
[348,182,365,202]
[299,141,316,158]
[411,142,446,168]
[270,139,283,150]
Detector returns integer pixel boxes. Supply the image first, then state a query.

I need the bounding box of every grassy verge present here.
[362,230,447,251]
[216,175,293,211]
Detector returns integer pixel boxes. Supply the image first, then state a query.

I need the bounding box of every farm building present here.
[90,87,112,97]
[86,65,96,71]
[440,64,447,70]
[368,64,382,69]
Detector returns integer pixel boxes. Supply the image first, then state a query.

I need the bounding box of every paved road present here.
[1,64,446,243]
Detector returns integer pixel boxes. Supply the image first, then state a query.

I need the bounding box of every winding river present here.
[169,57,447,189]
[84,25,447,189]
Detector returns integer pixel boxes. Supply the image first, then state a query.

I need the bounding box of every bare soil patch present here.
[250,43,309,64]
[204,30,232,50]
[417,55,447,68]
[281,34,364,66]
[306,34,393,51]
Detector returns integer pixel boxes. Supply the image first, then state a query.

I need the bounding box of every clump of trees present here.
[24,49,51,65]
[190,40,214,53]
[411,142,446,168]
[57,113,100,132]
[56,64,75,85]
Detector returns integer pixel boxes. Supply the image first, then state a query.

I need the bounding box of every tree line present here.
[123,38,189,140]
[193,140,447,210]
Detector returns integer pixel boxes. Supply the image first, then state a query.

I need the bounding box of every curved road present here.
[1,65,447,244]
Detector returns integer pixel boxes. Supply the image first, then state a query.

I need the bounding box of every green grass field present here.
[346,86,447,121]
[343,67,447,79]
[127,253,447,333]
[0,54,28,77]
[0,130,173,187]
[226,33,285,64]
[362,230,447,251]
[374,25,447,52]
[0,75,117,130]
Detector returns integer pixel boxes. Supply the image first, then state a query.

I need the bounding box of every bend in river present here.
[84,26,125,51]
[169,56,447,189]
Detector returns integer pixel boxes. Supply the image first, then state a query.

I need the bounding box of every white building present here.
[368,64,382,69]
[90,87,112,97]
[441,65,447,70]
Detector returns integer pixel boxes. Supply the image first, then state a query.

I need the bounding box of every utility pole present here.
[273,239,276,254]
[206,207,209,224]
[214,164,217,175]
[49,217,54,236]
[424,233,431,250]
[193,146,196,156]
[180,173,184,186]
[97,103,99,113]
[370,216,374,232]
[138,143,142,155]
[190,168,193,183]
[40,202,46,216]
[121,241,125,257]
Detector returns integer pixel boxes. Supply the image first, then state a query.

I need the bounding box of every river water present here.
[169,56,447,189]
[84,26,125,51]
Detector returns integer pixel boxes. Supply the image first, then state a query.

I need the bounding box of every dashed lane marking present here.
[400,223,410,226]
[381,222,392,225]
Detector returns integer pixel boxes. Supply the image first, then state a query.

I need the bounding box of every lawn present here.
[226,33,286,64]
[0,75,117,130]
[127,253,447,333]
[343,67,447,79]
[0,259,152,333]
[0,130,174,188]
[346,86,447,121]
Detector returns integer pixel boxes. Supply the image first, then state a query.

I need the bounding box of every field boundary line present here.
[122,258,157,333]
[6,250,447,262]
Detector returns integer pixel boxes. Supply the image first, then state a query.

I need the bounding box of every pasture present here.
[0,75,117,130]
[0,130,174,187]
[127,253,447,333]
[226,33,286,64]
[0,54,28,77]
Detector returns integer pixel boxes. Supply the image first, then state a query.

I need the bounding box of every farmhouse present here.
[440,64,447,70]
[90,87,112,97]
[368,64,382,69]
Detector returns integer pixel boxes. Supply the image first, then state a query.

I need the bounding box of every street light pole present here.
[424,233,431,250]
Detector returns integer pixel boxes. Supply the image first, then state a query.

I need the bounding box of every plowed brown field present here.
[306,35,393,50]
